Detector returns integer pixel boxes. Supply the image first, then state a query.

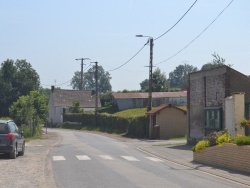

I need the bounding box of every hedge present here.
[63,113,149,138]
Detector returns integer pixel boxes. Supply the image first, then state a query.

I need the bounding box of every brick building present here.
[187,66,250,144]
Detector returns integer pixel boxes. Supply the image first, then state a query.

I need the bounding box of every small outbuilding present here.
[146,104,187,139]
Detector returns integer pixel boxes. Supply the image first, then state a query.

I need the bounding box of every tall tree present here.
[0,59,40,116]
[168,63,198,88]
[70,65,112,93]
[201,53,232,70]
[140,68,169,92]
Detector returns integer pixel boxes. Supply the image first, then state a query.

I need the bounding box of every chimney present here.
[51,85,55,93]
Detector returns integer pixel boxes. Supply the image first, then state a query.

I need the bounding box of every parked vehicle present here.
[0,120,25,159]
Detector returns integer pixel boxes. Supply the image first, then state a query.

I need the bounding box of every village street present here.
[1,128,249,188]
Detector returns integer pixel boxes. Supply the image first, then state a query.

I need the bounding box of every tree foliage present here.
[0,59,40,116]
[9,90,48,125]
[168,63,198,88]
[140,68,169,92]
[201,53,231,70]
[71,65,112,93]
[69,101,83,113]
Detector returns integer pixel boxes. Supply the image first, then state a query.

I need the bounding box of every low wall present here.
[193,143,250,174]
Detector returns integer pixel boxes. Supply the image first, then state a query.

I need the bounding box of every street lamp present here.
[75,58,90,90]
[136,35,154,112]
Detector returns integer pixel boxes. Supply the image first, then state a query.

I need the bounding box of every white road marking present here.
[99,155,114,160]
[76,155,91,160]
[121,156,140,161]
[145,157,163,162]
[53,156,66,161]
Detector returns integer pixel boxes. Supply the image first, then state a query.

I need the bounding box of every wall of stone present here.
[193,143,250,174]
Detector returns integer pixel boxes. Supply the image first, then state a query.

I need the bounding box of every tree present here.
[168,63,198,88]
[70,71,81,90]
[140,68,169,92]
[0,59,40,116]
[69,101,83,113]
[9,90,48,126]
[201,53,232,70]
[70,65,112,93]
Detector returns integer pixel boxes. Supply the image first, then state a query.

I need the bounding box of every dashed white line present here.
[99,155,114,160]
[121,156,140,161]
[145,157,163,162]
[76,155,91,160]
[53,156,66,161]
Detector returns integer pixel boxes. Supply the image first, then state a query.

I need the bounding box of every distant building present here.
[112,91,187,111]
[48,86,100,124]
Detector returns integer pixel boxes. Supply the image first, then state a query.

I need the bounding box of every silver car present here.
[0,120,25,159]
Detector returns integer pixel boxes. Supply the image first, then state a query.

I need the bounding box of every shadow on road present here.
[165,144,193,151]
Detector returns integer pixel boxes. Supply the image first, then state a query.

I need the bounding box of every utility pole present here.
[148,38,153,112]
[91,61,98,115]
[136,35,154,112]
[75,58,90,90]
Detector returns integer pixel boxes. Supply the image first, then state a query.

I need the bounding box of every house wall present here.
[116,99,144,111]
[228,69,250,103]
[188,67,227,144]
[152,97,187,107]
[188,66,250,144]
[156,107,186,139]
[225,93,245,136]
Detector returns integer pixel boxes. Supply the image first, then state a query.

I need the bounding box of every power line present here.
[156,0,234,65]
[154,0,198,41]
[41,79,72,87]
[107,1,198,72]
[107,41,148,72]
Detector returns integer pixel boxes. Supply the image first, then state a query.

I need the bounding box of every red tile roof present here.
[146,104,186,115]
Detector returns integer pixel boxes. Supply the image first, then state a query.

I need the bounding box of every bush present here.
[63,112,149,138]
[216,133,232,146]
[192,140,209,152]
[234,136,250,146]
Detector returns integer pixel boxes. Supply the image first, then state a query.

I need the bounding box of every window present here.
[204,107,222,130]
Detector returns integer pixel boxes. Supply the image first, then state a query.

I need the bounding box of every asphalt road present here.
[50,129,247,188]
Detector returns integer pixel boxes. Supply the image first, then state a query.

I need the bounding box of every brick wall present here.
[193,143,250,174]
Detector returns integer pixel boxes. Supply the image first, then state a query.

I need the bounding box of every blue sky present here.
[1,0,249,91]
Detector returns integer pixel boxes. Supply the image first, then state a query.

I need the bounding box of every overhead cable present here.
[108,41,148,72]
[156,0,234,65]
[154,0,198,41]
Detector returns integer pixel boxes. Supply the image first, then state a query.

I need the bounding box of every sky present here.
[1,0,249,92]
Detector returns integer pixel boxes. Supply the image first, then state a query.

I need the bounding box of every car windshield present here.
[0,123,9,134]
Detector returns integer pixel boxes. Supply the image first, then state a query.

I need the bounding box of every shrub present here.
[234,136,250,146]
[192,140,209,152]
[216,133,232,146]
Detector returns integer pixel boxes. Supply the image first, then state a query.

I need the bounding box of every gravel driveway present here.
[0,131,60,188]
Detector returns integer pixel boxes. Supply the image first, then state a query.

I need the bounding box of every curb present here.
[137,146,250,187]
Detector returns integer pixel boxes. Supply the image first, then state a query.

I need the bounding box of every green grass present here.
[178,106,187,111]
[113,108,147,118]
[112,106,187,118]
